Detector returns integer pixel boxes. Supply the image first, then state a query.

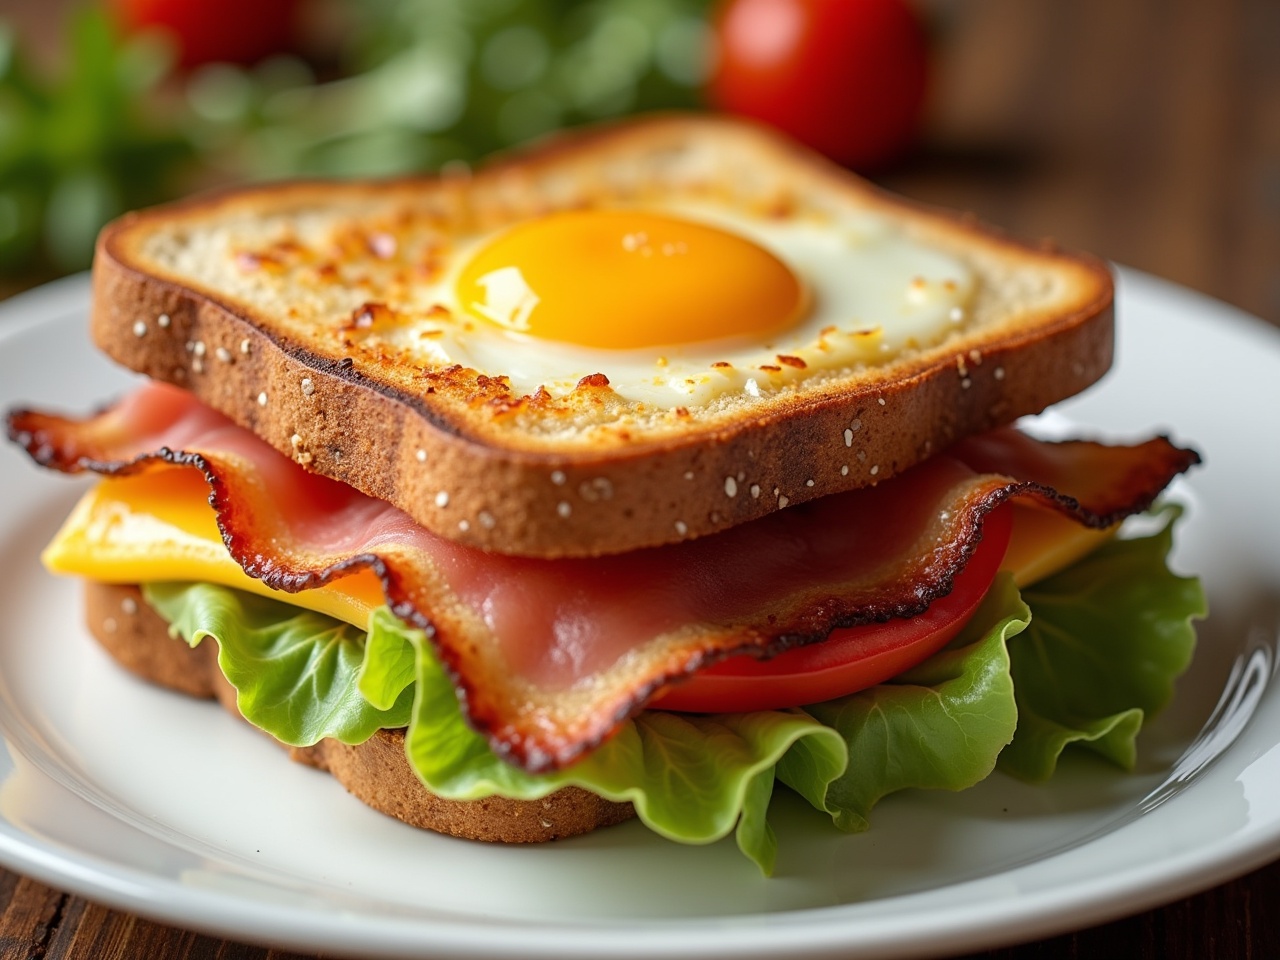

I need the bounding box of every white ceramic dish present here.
[0,271,1277,960]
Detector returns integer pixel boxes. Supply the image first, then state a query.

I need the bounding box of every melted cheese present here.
[1004,502,1115,587]
[44,471,1113,634]
[43,469,382,629]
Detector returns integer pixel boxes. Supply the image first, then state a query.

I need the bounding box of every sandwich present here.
[5,116,1204,873]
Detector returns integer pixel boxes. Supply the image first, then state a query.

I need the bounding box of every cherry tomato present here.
[656,504,1011,713]
[112,0,301,68]
[708,0,929,171]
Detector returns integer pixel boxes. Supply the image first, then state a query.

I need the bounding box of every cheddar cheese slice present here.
[44,469,1112,636]
[44,469,383,629]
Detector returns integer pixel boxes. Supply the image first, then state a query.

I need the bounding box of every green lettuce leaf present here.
[999,508,1206,781]
[136,589,846,875]
[356,610,417,711]
[783,574,1028,832]
[143,582,413,745]
[371,609,847,875]
[139,505,1203,871]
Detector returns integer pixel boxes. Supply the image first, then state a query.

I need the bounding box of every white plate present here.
[1,271,1278,960]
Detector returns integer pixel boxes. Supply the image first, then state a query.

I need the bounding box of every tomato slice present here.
[656,504,1012,713]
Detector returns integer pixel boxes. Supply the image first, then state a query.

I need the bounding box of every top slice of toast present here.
[92,115,1113,558]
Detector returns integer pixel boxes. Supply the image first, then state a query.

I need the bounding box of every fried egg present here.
[219,188,975,412]
[354,202,976,409]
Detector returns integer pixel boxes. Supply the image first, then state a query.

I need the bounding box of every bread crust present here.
[92,115,1113,558]
[86,582,635,842]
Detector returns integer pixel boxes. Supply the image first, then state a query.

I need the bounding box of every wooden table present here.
[2,0,1278,956]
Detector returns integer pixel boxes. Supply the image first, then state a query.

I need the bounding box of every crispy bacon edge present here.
[6,399,1200,771]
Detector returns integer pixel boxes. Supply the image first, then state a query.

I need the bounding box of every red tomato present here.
[708,0,929,171]
[113,0,301,68]
[656,504,1011,713]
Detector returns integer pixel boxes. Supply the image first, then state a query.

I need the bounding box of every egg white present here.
[369,202,975,409]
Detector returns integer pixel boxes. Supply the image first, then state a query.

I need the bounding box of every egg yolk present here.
[455,211,807,350]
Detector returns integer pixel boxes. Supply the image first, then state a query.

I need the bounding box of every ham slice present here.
[7,383,1199,771]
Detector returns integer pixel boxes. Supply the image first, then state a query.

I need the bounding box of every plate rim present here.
[1,268,1278,960]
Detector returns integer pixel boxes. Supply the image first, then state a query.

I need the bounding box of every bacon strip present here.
[7,384,1199,771]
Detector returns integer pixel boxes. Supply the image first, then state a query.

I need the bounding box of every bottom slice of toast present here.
[86,581,636,843]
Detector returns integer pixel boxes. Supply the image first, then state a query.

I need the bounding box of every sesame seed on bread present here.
[91,115,1112,558]
[87,581,636,842]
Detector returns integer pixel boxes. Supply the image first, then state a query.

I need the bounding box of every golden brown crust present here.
[85,582,635,842]
[91,114,1114,558]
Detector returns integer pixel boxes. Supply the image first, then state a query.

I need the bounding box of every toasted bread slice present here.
[87,581,635,842]
[93,115,1112,557]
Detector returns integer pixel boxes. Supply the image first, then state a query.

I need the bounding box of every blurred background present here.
[1,0,1277,326]
[1,2,1279,956]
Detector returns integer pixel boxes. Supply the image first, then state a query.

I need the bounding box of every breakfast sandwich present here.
[5,116,1204,872]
